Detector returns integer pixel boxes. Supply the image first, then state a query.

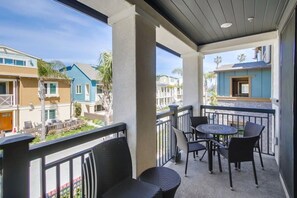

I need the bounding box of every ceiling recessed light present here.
[220,23,232,28]
[247,17,254,22]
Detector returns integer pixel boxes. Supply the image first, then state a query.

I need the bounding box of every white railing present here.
[0,94,14,107]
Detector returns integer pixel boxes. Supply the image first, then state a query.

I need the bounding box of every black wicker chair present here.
[190,116,212,160]
[173,127,206,176]
[243,121,265,169]
[83,137,162,198]
[216,136,260,190]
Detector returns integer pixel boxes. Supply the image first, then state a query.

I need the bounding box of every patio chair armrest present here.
[211,139,227,149]
[189,140,207,144]
[190,126,197,131]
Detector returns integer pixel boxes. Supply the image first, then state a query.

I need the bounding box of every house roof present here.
[214,61,271,72]
[73,63,98,80]
[0,45,40,60]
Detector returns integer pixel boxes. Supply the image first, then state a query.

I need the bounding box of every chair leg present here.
[185,152,189,176]
[257,145,264,170]
[218,152,222,172]
[193,152,196,160]
[175,147,179,164]
[228,162,233,190]
[200,150,207,161]
[252,159,259,187]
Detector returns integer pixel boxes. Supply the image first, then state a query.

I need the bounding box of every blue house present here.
[214,61,271,102]
[65,63,103,115]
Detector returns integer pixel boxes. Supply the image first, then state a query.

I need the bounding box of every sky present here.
[0,0,255,78]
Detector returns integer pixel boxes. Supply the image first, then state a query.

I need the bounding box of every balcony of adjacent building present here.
[0,80,17,108]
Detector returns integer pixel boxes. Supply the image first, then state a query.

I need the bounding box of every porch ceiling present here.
[144,0,289,45]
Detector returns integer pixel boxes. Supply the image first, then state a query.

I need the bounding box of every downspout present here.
[16,77,20,131]
[70,78,74,119]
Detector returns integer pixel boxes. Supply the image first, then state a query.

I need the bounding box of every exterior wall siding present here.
[19,103,71,129]
[0,64,38,77]
[66,65,97,102]
[217,68,271,98]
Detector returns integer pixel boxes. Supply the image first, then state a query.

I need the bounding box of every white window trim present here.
[76,84,82,94]
[45,108,57,121]
[45,81,59,97]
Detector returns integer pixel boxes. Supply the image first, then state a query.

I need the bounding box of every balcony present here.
[0,94,14,107]
[0,105,283,197]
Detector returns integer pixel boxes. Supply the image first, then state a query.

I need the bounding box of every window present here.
[15,60,26,66]
[4,58,13,65]
[96,84,103,94]
[45,109,56,120]
[0,58,3,63]
[76,85,82,94]
[44,82,58,96]
[231,77,250,97]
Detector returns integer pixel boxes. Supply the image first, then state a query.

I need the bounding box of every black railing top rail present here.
[29,122,126,161]
[201,105,275,114]
[157,105,193,119]
[178,105,193,113]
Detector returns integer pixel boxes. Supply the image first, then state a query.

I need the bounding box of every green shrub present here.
[93,119,103,125]
[74,102,82,117]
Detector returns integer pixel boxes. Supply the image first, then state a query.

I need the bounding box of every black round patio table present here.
[138,167,181,198]
[196,124,238,173]
[196,124,238,136]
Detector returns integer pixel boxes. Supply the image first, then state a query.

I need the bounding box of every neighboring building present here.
[156,75,182,110]
[65,63,103,115]
[0,45,71,131]
[214,46,271,108]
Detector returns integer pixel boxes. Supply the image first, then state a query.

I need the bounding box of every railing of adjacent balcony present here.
[200,105,275,155]
[156,105,193,166]
[0,122,126,198]
[0,94,13,106]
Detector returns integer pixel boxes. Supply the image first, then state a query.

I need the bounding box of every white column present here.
[182,52,204,116]
[109,5,158,176]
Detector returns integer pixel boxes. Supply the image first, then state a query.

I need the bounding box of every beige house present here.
[0,45,71,131]
[156,75,183,109]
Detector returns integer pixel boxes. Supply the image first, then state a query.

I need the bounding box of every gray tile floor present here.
[165,152,286,198]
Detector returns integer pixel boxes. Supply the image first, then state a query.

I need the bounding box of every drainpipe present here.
[16,77,20,132]
[70,78,74,119]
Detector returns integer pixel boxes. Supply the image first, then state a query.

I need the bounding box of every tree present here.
[214,56,222,69]
[171,67,183,76]
[37,60,68,140]
[204,72,216,105]
[97,52,113,125]
[237,54,246,62]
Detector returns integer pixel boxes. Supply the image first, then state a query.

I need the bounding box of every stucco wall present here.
[19,104,71,129]
[19,78,71,106]
[217,68,271,98]
[0,64,38,77]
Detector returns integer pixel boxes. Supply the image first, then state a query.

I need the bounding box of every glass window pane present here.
[15,60,25,66]
[0,58,3,63]
[50,83,57,94]
[97,85,103,94]
[5,58,13,64]
[44,84,48,94]
[241,84,249,94]
[49,110,56,119]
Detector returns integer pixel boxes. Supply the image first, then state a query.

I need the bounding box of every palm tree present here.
[37,60,68,140]
[97,52,112,125]
[237,54,246,62]
[171,67,183,76]
[204,72,216,104]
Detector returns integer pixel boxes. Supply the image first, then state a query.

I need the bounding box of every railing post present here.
[0,134,34,198]
[169,104,179,162]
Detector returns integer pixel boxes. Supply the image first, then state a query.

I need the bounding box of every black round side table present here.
[138,167,181,198]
